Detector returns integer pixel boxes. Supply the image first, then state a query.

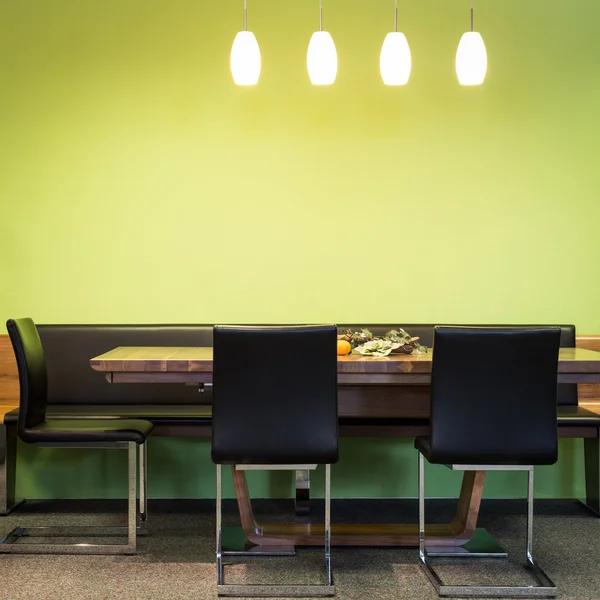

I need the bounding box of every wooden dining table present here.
[90,346,600,552]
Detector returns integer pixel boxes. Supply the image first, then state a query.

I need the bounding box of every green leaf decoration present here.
[355,340,401,357]
[339,327,428,355]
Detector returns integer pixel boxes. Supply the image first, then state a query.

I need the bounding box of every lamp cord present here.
[244,0,247,31]
[320,0,323,32]
[470,0,474,31]
[395,0,398,32]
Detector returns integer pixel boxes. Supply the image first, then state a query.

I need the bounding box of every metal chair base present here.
[0,441,147,556]
[419,555,556,598]
[418,454,556,598]
[217,584,335,597]
[216,464,334,597]
[0,526,136,554]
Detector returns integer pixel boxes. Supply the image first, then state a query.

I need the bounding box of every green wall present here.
[17,438,586,500]
[2,0,599,499]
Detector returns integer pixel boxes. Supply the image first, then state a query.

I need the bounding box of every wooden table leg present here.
[232,467,486,547]
[448,470,486,544]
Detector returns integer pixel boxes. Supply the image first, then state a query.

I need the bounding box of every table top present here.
[90,346,600,375]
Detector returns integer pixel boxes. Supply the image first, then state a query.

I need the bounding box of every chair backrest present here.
[6,318,48,434]
[429,326,561,465]
[211,325,339,465]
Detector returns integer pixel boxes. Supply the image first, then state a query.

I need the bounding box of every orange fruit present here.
[337,340,351,356]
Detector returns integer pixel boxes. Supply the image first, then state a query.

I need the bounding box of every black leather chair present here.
[0,318,154,555]
[212,325,339,597]
[416,326,560,598]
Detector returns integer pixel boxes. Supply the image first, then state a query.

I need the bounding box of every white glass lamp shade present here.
[380,32,411,86]
[307,31,338,85]
[230,31,261,86]
[456,31,487,86]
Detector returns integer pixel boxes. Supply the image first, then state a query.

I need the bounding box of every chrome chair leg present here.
[324,464,333,586]
[127,441,137,551]
[418,451,425,563]
[418,454,556,598]
[216,464,224,585]
[216,464,335,597]
[0,441,139,555]
[139,442,148,523]
[527,466,534,562]
[525,468,555,590]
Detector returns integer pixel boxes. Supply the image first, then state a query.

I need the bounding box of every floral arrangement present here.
[338,328,428,357]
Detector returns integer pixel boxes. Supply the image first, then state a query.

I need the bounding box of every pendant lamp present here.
[230,0,261,86]
[307,0,338,85]
[380,1,411,85]
[456,0,487,85]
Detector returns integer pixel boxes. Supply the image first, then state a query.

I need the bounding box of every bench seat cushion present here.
[4,408,428,427]
[3,405,213,426]
[31,419,154,444]
[556,405,600,425]
[6,406,599,428]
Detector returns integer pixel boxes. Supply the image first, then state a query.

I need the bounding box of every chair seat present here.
[23,419,154,444]
[414,435,556,466]
[414,437,436,463]
[557,405,600,425]
[44,404,213,425]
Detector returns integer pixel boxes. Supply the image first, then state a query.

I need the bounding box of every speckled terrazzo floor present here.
[0,499,598,600]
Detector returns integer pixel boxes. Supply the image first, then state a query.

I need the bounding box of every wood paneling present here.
[577,336,600,405]
[578,337,600,352]
[0,336,18,424]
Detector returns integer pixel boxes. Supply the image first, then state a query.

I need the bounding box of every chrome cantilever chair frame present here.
[216,463,334,597]
[418,455,556,598]
[0,440,147,555]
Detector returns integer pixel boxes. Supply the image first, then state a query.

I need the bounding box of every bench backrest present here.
[34,322,576,407]
[38,325,213,405]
